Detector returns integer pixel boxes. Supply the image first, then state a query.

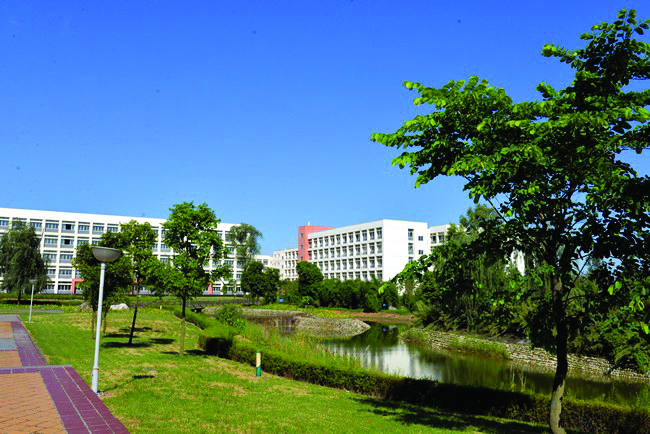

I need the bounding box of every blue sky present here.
[1,0,648,255]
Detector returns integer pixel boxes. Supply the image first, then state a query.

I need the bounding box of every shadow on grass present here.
[103,341,151,349]
[149,338,174,345]
[102,338,175,349]
[119,327,152,332]
[104,333,132,338]
[352,396,550,434]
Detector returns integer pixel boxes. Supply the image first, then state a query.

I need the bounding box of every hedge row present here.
[181,310,650,433]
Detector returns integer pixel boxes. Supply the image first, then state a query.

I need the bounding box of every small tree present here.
[162,202,230,355]
[0,222,48,304]
[72,232,133,336]
[241,261,280,303]
[296,260,324,306]
[226,223,262,272]
[372,10,650,432]
[119,220,158,345]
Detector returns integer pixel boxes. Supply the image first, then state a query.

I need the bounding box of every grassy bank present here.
[24,310,553,433]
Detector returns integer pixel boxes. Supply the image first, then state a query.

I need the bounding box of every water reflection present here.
[320,322,649,406]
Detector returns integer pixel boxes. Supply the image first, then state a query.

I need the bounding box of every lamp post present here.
[90,246,123,394]
[28,278,36,323]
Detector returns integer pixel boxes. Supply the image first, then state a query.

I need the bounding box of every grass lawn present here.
[24,311,553,433]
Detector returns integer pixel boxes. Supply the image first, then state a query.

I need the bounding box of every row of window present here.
[309,241,383,260]
[309,227,383,249]
[322,270,383,281]
[316,256,384,272]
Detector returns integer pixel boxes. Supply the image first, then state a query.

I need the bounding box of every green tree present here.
[371,10,650,433]
[72,231,133,336]
[0,222,49,304]
[161,202,230,355]
[241,261,280,303]
[119,220,159,345]
[226,223,262,272]
[413,206,517,332]
[296,260,323,307]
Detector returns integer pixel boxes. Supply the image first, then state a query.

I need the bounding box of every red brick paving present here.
[0,315,129,433]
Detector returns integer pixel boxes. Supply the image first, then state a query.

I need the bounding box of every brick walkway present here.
[0,315,129,433]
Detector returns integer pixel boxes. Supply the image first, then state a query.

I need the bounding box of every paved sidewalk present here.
[0,315,129,433]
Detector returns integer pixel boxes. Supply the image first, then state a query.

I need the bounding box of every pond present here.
[319,322,650,406]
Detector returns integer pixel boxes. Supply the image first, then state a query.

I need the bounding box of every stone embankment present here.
[405,329,648,382]
[241,309,370,338]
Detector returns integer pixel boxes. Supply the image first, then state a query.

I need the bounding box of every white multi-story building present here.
[270,248,299,280]
[280,219,451,282]
[0,207,268,295]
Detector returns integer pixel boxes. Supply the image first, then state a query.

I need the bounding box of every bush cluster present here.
[213,305,246,332]
[281,278,400,312]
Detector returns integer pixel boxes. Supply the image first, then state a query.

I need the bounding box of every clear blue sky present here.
[1,0,648,255]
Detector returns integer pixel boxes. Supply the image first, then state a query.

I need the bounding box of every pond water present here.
[319,322,650,406]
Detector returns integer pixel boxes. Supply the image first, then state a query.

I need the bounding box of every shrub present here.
[214,305,246,332]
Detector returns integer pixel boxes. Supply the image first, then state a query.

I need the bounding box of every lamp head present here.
[91,246,124,263]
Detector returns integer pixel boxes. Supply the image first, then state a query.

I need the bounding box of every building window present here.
[61,238,74,248]
[376,228,382,239]
[369,244,375,254]
[0,219,9,228]
[418,250,424,255]
[418,235,424,241]
[78,238,89,246]
[355,231,360,242]
[57,284,71,292]
[408,228,414,240]
[59,254,73,263]
[369,229,375,240]
[43,252,57,262]
[377,242,382,254]
[408,243,413,255]
[438,232,446,243]
[59,268,73,278]
[62,222,75,232]
[78,224,90,233]
[45,222,59,232]
[408,257,414,263]
[362,230,367,241]
[93,225,104,234]
[30,221,42,229]
[107,226,118,233]
[44,237,57,246]
[47,268,56,277]
[92,238,101,245]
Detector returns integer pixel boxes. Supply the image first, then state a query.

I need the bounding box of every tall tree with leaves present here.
[161,202,231,355]
[226,223,262,272]
[72,231,133,336]
[119,220,159,345]
[372,10,650,433]
[0,222,48,304]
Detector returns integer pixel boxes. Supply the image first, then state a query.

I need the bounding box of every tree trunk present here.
[180,297,186,356]
[17,289,22,306]
[550,274,568,434]
[91,312,96,339]
[128,285,140,345]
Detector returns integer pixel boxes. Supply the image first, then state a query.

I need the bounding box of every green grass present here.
[450,336,510,360]
[23,311,555,433]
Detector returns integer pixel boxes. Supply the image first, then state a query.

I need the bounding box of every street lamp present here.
[28,278,36,323]
[90,246,123,394]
